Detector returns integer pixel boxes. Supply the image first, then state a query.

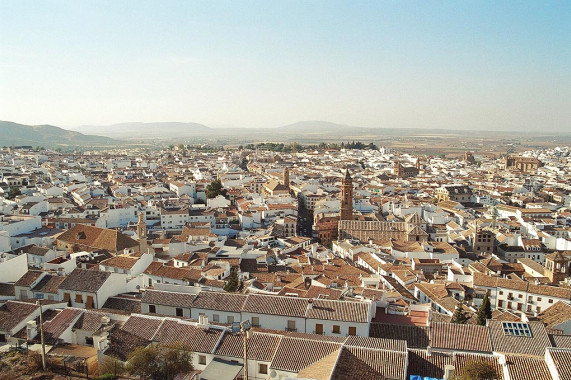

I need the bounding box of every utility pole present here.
[243,330,248,380]
[240,320,252,380]
[36,297,46,371]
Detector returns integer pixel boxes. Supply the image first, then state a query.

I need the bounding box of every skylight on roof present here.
[502,322,532,337]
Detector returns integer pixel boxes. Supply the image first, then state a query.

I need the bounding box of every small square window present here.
[198,355,206,365]
[149,305,156,314]
[259,364,268,374]
[176,308,183,317]
[332,325,340,334]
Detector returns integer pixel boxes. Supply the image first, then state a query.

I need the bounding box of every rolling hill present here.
[0,121,119,146]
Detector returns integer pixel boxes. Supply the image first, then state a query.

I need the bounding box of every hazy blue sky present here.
[1,1,569,131]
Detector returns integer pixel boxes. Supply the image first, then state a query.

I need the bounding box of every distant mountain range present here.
[0,121,118,147]
[73,122,212,139]
[70,120,476,140]
[3,119,567,147]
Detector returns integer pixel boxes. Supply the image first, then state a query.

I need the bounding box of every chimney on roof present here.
[307,299,313,309]
[26,320,38,341]
[443,365,455,380]
[198,314,210,330]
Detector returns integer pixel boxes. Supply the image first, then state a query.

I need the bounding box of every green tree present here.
[223,270,240,292]
[457,360,498,380]
[451,302,469,324]
[476,294,492,326]
[206,179,227,199]
[126,343,193,380]
[7,186,21,200]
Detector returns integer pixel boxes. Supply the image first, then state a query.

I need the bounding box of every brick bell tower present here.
[340,169,353,221]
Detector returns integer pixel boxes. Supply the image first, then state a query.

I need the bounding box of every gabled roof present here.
[538,301,571,330]
[331,345,407,380]
[430,322,492,353]
[191,291,247,313]
[152,318,224,353]
[306,299,370,323]
[242,294,309,318]
[270,336,342,372]
[0,301,38,332]
[141,289,195,308]
[56,224,139,252]
[488,320,551,356]
[215,331,281,361]
[58,268,111,293]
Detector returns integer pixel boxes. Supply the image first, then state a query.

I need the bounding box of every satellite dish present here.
[270,370,277,378]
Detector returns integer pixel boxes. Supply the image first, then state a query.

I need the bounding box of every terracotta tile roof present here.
[331,346,407,380]
[56,224,139,252]
[143,262,202,282]
[505,354,552,380]
[58,268,111,293]
[120,314,163,340]
[548,349,571,380]
[297,349,340,380]
[0,301,39,331]
[550,334,571,348]
[369,323,429,348]
[99,255,139,270]
[528,283,571,299]
[537,301,571,330]
[242,294,309,318]
[497,277,528,292]
[488,320,551,356]
[306,299,370,323]
[344,336,406,352]
[0,283,15,297]
[215,331,281,361]
[415,282,449,300]
[270,336,342,373]
[31,274,65,294]
[431,322,492,353]
[42,308,83,344]
[152,318,223,353]
[106,324,150,361]
[191,291,247,313]
[101,296,141,313]
[304,286,343,300]
[73,309,106,332]
[141,289,195,308]
[14,271,43,287]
